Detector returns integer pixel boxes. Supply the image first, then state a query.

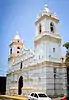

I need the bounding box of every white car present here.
[28,92,52,100]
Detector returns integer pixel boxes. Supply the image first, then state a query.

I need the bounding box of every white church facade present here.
[6,4,67,96]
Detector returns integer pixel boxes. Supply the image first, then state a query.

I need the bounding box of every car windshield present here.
[38,93,47,97]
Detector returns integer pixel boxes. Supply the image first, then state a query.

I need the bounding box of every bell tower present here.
[34,4,62,61]
[8,32,23,65]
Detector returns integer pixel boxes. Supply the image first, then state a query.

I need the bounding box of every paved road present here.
[52,97,61,100]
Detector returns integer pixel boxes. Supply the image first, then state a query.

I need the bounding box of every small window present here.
[53,67,56,74]
[20,62,22,69]
[53,48,55,52]
[50,22,54,33]
[39,55,40,59]
[17,47,20,49]
[17,51,19,53]
[18,40,19,42]
[39,24,42,33]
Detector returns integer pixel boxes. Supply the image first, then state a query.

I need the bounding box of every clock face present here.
[65,57,69,67]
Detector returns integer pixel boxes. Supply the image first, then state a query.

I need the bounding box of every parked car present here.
[28,92,52,100]
[60,95,69,100]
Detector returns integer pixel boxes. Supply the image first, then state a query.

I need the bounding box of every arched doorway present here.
[18,76,23,95]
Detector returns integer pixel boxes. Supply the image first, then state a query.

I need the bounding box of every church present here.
[6,4,66,96]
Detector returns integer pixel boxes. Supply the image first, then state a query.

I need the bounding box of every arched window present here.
[50,22,54,33]
[53,48,55,52]
[18,40,19,42]
[39,24,42,33]
[17,47,20,49]
[10,48,12,54]
[17,51,20,53]
[20,62,22,69]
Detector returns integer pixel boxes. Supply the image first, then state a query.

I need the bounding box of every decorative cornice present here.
[34,31,61,43]
[9,41,23,47]
[12,55,34,66]
[7,59,65,75]
[35,14,59,25]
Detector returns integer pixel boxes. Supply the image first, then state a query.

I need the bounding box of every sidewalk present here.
[0,95,27,100]
[52,97,61,100]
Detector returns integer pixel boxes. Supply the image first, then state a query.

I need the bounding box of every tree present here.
[63,42,69,49]
[63,42,69,96]
[63,42,69,58]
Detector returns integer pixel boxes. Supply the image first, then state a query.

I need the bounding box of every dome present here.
[13,32,20,40]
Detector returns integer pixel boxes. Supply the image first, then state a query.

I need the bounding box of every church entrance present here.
[18,76,23,95]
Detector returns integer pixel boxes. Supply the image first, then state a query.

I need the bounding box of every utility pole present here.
[63,42,69,98]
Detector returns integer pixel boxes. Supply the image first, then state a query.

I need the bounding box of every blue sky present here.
[0,0,69,76]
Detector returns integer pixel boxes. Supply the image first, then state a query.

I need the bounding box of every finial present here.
[13,31,20,40]
[44,3,50,13]
[44,3,48,8]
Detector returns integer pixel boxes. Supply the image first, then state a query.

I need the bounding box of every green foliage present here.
[63,42,69,49]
